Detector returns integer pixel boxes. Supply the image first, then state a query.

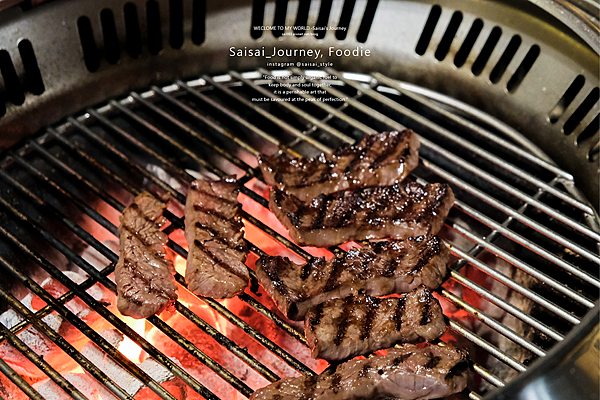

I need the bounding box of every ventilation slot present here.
[192,0,205,45]
[356,0,379,43]
[77,16,100,72]
[251,0,265,39]
[577,114,599,145]
[169,0,184,49]
[415,5,441,56]
[435,11,462,61]
[315,0,333,39]
[471,26,501,76]
[100,9,120,64]
[336,0,356,40]
[453,18,482,68]
[489,35,521,84]
[507,44,539,93]
[294,0,310,37]
[272,0,288,38]
[18,39,44,96]
[147,1,163,55]
[124,3,142,58]
[0,51,24,105]
[549,75,585,123]
[563,87,599,135]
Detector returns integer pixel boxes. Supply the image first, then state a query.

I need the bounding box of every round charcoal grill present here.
[0,1,597,400]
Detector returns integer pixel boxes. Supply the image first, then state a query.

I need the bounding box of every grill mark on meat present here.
[259,259,291,298]
[360,297,381,340]
[393,296,406,331]
[392,352,413,365]
[190,185,238,205]
[312,196,331,230]
[334,298,355,345]
[331,374,342,394]
[309,303,324,331]
[358,363,371,378]
[425,352,442,369]
[301,375,318,400]
[193,239,248,281]
[300,260,313,281]
[250,344,468,400]
[193,204,243,230]
[369,129,405,169]
[421,289,434,325]
[410,239,441,275]
[324,255,345,292]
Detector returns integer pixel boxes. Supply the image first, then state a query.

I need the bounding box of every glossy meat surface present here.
[255,236,449,320]
[185,177,249,299]
[259,130,420,202]
[305,286,446,360]
[116,192,177,319]
[269,182,455,247]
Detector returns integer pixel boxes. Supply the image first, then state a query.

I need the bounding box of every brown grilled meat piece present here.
[259,130,420,202]
[184,177,249,299]
[116,192,177,319]
[305,286,446,361]
[255,236,449,320]
[250,343,469,400]
[269,181,454,247]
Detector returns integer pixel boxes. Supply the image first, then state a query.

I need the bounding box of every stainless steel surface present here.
[0,70,596,399]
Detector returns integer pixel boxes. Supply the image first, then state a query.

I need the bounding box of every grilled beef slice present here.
[269,181,454,247]
[250,343,469,400]
[185,177,249,299]
[259,130,420,202]
[305,286,446,361]
[116,192,177,319]
[255,236,449,320]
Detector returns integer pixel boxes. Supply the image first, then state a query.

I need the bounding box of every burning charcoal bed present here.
[0,2,597,399]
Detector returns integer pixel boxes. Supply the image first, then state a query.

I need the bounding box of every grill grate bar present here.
[447,268,565,341]
[177,80,302,158]
[269,73,598,277]
[371,73,585,193]
[420,156,600,265]
[107,83,530,389]
[7,152,119,236]
[0,286,135,400]
[2,267,112,341]
[0,320,88,400]
[86,106,315,351]
[166,76,584,380]
[325,70,600,246]
[0,353,45,400]
[64,118,187,203]
[0,244,184,400]
[229,71,355,148]
[203,75,333,154]
[330,69,596,217]
[447,318,527,372]
[473,364,506,388]
[441,288,546,356]
[0,177,226,399]
[259,68,597,245]
[453,224,592,313]
[37,124,317,381]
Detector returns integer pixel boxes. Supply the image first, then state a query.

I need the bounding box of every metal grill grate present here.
[0,68,597,400]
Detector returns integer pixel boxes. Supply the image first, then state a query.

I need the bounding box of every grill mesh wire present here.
[0,69,597,400]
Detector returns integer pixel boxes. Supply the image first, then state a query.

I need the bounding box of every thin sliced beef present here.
[250,343,469,400]
[259,130,420,202]
[255,235,449,320]
[269,181,454,247]
[185,177,249,299]
[305,286,446,361]
[116,192,177,319]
